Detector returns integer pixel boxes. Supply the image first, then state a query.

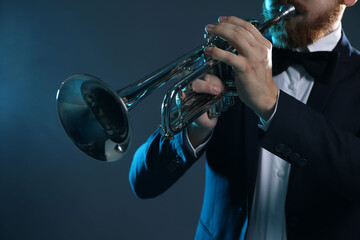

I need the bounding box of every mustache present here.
[266,0,307,15]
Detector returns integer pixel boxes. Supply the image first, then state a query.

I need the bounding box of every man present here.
[129,0,360,239]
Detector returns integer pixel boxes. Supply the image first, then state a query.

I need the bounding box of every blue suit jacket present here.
[129,32,360,240]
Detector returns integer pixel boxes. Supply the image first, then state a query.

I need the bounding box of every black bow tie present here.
[272,47,339,84]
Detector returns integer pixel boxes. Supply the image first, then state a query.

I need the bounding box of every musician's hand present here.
[186,74,224,148]
[205,16,278,121]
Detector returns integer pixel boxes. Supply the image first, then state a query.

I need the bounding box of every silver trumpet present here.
[56,4,295,162]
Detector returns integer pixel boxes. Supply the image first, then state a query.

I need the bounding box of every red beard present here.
[263,0,343,48]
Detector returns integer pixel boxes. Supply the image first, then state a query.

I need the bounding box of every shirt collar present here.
[306,24,342,52]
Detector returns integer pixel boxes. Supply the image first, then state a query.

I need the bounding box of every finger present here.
[218,16,272,48]
[191,78,223,95]
[202,74,225,88]
[204,46,246,70]
[206,23,257,57]
[181,90,186,100]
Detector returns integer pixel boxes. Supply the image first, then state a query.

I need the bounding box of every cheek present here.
[305,0,337,16]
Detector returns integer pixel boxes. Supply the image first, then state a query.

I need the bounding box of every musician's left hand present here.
[205,16,278,121]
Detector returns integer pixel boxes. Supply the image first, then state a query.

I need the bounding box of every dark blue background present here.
[1,1,359,239]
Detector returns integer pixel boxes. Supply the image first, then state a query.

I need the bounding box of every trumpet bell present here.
[56,74,131,162]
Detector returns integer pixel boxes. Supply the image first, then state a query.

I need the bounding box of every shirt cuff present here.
[258,89,280,132]
[183,127,213,158]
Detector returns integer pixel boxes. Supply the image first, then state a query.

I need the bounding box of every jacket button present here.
[290,153,300,163]
[275,143,285,153]
[282,146,293,158]
[297,158,308,167]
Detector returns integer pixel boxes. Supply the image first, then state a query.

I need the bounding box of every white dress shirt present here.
[184,25,342,240]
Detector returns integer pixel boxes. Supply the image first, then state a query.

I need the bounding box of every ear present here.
[342,0,357,7]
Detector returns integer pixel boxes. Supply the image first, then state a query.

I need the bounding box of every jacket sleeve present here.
[129,129,202,199]
[259,90,360,200]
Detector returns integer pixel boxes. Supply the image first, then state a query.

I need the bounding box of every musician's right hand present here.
[186,74,224,148]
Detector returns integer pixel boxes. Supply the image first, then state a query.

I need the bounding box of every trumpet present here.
[56,4,295,162]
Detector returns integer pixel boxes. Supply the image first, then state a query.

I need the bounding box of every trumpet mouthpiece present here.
[278,3,296,19]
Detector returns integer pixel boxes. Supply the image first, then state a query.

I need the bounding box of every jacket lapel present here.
[306,31,352,111]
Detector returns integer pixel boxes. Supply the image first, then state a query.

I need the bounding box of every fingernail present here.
[213,85,221,94]
[206,24,215,30]
[205,47,213,53]
[218,16,227,22]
